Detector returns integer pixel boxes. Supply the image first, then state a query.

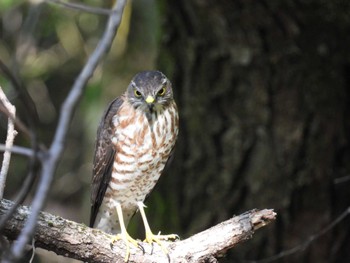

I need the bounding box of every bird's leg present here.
[137,202,179,255]
[111,202,139,262]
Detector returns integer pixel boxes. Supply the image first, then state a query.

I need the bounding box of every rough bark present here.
[156,0,350,262]
[0,198,275,262]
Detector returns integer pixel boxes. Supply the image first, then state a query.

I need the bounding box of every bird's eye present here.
[157,87,166,96]
[134,90,142,97]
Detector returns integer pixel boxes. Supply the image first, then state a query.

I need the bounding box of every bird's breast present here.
[106,102,178,205]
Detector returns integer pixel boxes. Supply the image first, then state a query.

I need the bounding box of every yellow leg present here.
[137,201,179,255]
[111,202,139,262]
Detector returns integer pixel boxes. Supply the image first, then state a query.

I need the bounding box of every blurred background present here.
[1,0,350,262]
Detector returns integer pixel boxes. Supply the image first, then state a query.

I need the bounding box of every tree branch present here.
[0,199,276,263]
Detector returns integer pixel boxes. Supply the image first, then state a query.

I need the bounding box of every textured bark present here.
[156,0,350,262]
[0,198,275,262]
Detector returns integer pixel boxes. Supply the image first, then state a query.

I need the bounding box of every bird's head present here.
[126,71,174,113]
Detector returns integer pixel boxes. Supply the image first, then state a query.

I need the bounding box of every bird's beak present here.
[145,95,155,104]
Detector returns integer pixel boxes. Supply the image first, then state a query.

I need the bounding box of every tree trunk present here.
[156,1,350,262]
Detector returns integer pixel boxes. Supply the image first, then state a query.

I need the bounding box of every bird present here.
[90,70,179,261]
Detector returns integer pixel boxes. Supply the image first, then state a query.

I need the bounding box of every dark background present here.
[0,0,349,262]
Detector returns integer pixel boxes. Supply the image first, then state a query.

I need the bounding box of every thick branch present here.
[0,199,276,263]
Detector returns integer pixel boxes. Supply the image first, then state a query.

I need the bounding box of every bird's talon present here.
[110,233,139,262]
[142,231,179,258]
[138,242,145,254]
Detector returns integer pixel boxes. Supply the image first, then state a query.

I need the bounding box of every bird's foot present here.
[144,230,179,259]
[111,232,141,262]
[144,231,179,244]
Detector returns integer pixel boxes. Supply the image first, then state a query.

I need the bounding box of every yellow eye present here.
[157,87,166,96]
[134,89,142,97]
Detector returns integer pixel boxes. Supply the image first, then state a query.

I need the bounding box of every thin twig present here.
[45,0,111,15]
[0,58,42,235]
[0,145,39,233]
[245,206,350,263]
[29,238,36,263]
[0,58,39,132]
[0,166,38,233]
[0,87,18,199]
[15,3,44,67]
[0,102,31,141]
[4,0,128,261]
[0,144,40,159]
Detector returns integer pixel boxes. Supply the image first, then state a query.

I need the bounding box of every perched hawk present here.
[90,71,179,260]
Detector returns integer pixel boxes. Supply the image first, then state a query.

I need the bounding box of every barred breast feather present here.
[92,98,178,234]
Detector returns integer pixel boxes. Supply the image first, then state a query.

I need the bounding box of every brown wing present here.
[90,97,124,227]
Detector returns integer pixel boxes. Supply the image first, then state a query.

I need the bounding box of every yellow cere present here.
[145,95,155,104]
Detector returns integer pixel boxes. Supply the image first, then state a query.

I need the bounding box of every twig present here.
[0,199,276,263]
[3,1,128,261]
[0,57,39,134]
[0,59,42,233]
[0,87,18,199]
[0,144,41,159]
[0,102,31,141]
[29,238,36,263]
[0,167,37,233]
[0,145,39,233]
[45,0,111,15]
[244,206,350,263]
